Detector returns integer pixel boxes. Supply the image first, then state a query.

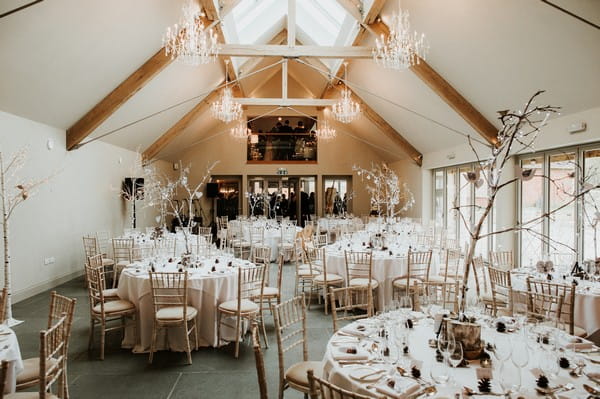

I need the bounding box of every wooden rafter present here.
[142,83,241,161]
[218,44,372,58]
[368,21,499,146]
[363,0,386,24]
[335,0,362,22]
[66,48,172,150]
[238,29,287,76]
[322,84,423,166]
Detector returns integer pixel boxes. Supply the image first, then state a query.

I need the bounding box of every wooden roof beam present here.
[368,21,499,146]
[322,84,422,166]
[142,82,242,162]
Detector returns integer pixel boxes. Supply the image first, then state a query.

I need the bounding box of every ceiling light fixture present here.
[211,60,243,123]
[373,4,428,70]
[163,0,218,66]
[315,120,336,141]
[331,63,360,124]
[230,122,251,140]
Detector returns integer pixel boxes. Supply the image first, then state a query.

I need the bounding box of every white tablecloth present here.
[512,272,600,336]
[323,318,599,398]
[1,328,23,394]
[117,257,253,352]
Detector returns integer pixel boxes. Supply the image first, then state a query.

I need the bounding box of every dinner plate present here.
[348,367,385,382]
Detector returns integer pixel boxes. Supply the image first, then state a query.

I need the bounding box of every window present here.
[432,164,493,257]
[518,144,600,266]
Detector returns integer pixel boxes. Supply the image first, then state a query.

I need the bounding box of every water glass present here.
[398,295,413,317]
[499,361,522,394]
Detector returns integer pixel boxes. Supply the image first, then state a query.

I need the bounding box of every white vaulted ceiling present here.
[0,0,598,161]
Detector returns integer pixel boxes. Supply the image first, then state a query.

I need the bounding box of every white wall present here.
[0,110,159,303]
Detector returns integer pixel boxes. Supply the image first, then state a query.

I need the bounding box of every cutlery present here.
[583,383,600,396]
[585,373,600,385]
[462,386,504,396]
[358,369,386,380]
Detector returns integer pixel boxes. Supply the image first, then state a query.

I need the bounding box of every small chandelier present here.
[163,0,219,66]
[373,7,428,70]
[331,63,360,124]
[211,60,242,123]
[315,120,336,141]
[230,122,251,140]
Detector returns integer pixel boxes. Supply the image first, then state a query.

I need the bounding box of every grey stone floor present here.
[12,262,334,398]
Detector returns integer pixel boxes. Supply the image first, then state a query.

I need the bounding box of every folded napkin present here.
[331,345,370,361]
[565,338,594,351]
[375,377,420,399]
[340,324,371,337]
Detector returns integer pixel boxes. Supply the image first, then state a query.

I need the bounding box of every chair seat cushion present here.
[262,287,279,297]
[93,299,135,314]
[102,258,115,267]
[313,273,344,284]
[219,299,259,313]
[5,393,59,399]
[570,325,588,338]
[285,361,324,388]
[428,275,457,283]
[349,278,379,289]
[277,242,294,249]
[102,288,119,298]
[392,277,422,288]
[156,306,198,321]
[116,260,130,267]
[481,292,507,305]
[16,357,58,385]
[298,269,320,277]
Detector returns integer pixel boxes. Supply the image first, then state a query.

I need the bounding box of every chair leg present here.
[259,311,268,349]
[193,318,199,350]
[100,322,106,360]
[149,322,158,364]
[324,285,329,315]
[234,314,241,359]
[88,318,95,352]
[278,379,285,399]
[184,320,192,365]
[217,311,222,347]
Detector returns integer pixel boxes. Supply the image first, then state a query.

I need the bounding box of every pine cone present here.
[478,378,492,393]
[411,366,421,379]
[559,357,570,369]
[536,375,549,389]
[405,319,414,329]
[496,322,506,333]
[435,349,444,362]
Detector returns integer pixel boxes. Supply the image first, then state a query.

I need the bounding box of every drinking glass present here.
[448,342,464,386]
[398,295,413,317]
[540,351,559,378]
[511,339,529,368]
[429,360,450,386]
[499,361,521,394]
[493,334,511,362]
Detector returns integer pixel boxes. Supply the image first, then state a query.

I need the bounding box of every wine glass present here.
[541,351,559,378]
[398,295,413,317]
[493,334,511,362]
[429,360,450,386]
[448,342,464,386]
[499,361,521,395]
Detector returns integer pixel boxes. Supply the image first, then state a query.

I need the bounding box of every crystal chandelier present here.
[315,120,336,141]
[230,122,251,140]
[211,60,243,123]
[373,8,428,70]
[163,0,219,66]
[331,63,360,124]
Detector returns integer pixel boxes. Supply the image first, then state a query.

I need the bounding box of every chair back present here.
[490,250,513,269]
[85,262,106,315]
[48,291,76,338]
[440,248,462,281]
[248,225,265,246]
[280,225,296,245]
[329,286,373,332]
[344,251,373,283]
[487,266,512,316]
[307,369,372,399]
[96,231,111,256]
[154,237,176,257]
[39,315,68,398]
[313,232,328,248]
[273,255,284,292]
[552,252,575,268]
[82,236,99,258]
[112,238,134,264]
[526,277,576,334]
[407,249,432,283]
[239,265,266,304]
[471,256,488,296]
[198,226,212,235]
[131,243,153,261]
[252,246,272,267]
[252,322,268,399]
[149,272,189,322]
[419,281,459,313]
[273,295,308,381]
[444,238,459,250]
[304,246,325,275]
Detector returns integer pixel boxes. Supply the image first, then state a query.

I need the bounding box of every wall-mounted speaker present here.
[122,177,144,200]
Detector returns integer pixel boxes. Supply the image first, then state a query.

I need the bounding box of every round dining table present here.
[323,314,600,398]
[0,327,23,394]
[117,256,254,353]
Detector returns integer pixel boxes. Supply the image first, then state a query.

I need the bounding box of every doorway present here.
[247,176,316,226]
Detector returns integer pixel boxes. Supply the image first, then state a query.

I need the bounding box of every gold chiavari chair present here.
[294,238,320,296]
[253,246,272,286]
[392,249,432,300]
[430,248,462,284]
[329,286,373,332]
[95,231,112,258]
[277,224,296,260]
[307,369,375,399]
[344,251,377,314]
[526,277,585,337]
[87,255,118,300]
[82,236,115,286]
[217,265,267,358]
[489,250,514,269]
[262,255,284,317]
[252,322,268,399]
[154,237,176,258]
[131,243,153,262]
[86,264,136,360]
[229,222,251,259]
[273,295,323,399]
[148,271,198,364]
[16,292,76,398]
[309,247,343,314]
[486,266,512,316]
[197,226,212,236]
[417,280,459,313]
[112,238,134,288]
[471,256,489,297]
